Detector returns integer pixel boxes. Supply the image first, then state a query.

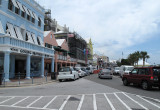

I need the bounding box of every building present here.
[86,38,93,65]
[44,31,77,72]
[0,0,54,81]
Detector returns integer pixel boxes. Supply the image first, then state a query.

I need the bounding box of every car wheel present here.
[59,79,62,82]
[141,81,150,90]
[123,78,128,86]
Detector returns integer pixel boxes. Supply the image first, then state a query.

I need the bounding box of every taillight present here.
[150,76,154,80]
[70,71,72,74]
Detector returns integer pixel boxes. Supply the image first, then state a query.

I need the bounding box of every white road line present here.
[77,95,85,110]
[122,92,148,110]
[59,95,71,110]
[93,94,97,110]
[11,96,30,106]
[27,96,43,107]
[42,96,57,109]
[0,104,57,110]
[114,93,132,110]
[0,97,15,104]
[137,95,160,109]
[104,93,116,110]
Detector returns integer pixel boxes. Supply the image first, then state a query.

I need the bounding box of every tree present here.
[134,51,141,66]
[121,59,130,65]
[128,53,136,66]
[140,51,150,66]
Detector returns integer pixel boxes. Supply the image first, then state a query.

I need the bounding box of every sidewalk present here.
[0,76,57,88]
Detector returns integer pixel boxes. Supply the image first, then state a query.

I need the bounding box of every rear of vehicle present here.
[113,67,120,75]
[57,67,76,81]
[81,67,88,76]
[98,68,113,79]
[74,67,85,77]
[149,67,160,88]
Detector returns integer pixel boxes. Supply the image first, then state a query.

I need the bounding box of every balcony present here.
[0,35,54,56]
[58,55,67,61]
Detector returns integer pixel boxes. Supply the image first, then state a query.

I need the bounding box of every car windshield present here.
[81,68,85,71]
[59,67,70,72]
[125,67,134,71]
[115,67,119,70]
[102,69,111,72]
[86,67,90,70]
[153,68,160,75]
[74,68,80,71]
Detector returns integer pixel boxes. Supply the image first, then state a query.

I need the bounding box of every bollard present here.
[32,72,33,84]
[18,72,20,86]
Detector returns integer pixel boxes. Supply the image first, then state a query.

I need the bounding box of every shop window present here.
[8,0,13,11]
[38,17,41,27]
[15,7,20,14]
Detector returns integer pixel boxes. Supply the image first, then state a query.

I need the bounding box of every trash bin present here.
[51,72,57,80]
[0,74,2,85]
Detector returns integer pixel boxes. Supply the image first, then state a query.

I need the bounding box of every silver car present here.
[98,68,113,79]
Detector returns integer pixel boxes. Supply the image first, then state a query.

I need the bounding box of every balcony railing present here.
[58,55,67,61]
[0,35,54,55]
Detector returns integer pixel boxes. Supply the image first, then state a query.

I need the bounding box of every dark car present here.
[122,66,160,90]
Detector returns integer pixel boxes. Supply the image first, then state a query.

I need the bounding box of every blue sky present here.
[38,0,160,65]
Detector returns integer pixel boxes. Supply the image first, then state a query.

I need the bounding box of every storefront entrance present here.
[15,60,26,78]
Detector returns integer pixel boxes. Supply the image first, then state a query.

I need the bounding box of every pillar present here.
[26,54,31,79]
[51,57,54,72]
[41,55,44,77]
[55,62,57,72]
[4,51,10,81]
[10,55,15,78]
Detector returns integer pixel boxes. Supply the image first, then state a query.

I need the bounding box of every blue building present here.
[0,0,54,81]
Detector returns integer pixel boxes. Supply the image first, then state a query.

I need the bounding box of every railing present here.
[0,35,54,55]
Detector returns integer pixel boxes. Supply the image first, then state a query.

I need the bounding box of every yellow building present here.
[87,38,93,60]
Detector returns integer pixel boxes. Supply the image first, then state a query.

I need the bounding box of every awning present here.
[6,23,17,38]
[0,20,5,34]
[16,1,25,12]
[54,46,68,52]
[31,33,38,45]
[26,31,34,43]
[14,26,23,40]
[32,12,39,21]
[28,9,34,18]
[38,36,44,46]
[22,5,30,15]
[11,0,19,8]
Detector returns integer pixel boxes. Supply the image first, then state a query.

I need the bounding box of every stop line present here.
[0,92,160,110]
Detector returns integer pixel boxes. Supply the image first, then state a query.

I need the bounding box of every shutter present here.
[14,26,23,40]
[0,20,5,34]
[6,23,17,38]
[16,1,25,12]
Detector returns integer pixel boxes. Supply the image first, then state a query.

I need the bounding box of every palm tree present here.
[128,53,136,66]
[140,51,150,66]
[134,51,141,67]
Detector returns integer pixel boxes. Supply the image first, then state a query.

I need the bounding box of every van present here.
[119,65,134,78]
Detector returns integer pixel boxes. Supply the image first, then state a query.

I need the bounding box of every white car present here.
[119,65,134,78]
[57,67,79,82]
[98,68,113,79]
[74,67,85,77]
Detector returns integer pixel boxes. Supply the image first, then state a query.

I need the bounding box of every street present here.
[0,74,160,110]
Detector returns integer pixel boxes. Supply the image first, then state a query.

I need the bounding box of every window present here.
[31,33,38,45]
[25,32,29,41]
[32,18,35,23]
[138,69,146,75]
[21,11,25,18]
[27,14,30,21]
[131,69,138,74]
[6,23,17,38]
[37,37,40,45]
[50,34,52,38]
[26,31,34,43]
[0,0,2,5]
[8,0,13,11]
[14,26,23,40]
[38,17,41,27]
[15,6,20,14]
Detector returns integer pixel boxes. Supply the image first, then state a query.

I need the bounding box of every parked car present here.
[113,67,120,75]
[98,68,113,79]
[74,67,85,77]
[122,66,160,90]
[81,67,89,76]
[119,65,134,78]
[86,66,93,74]
[57,67,79,82]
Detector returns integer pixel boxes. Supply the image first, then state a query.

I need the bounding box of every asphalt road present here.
[85,74,160,100]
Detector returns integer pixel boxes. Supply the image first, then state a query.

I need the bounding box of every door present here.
[128,68,138,83]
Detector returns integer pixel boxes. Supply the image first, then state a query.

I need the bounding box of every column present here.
[10,55,15,78]
[26,54,31,79]
[41,55,44,77]
[4,51,10,81]
[51,57,54,72]
[55,62,57,72]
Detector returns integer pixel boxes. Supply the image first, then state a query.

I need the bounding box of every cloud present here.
[39,0,160,63]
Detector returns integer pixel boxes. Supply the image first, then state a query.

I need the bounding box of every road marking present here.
[77,95,84,110]
[122,92,148,110]
[104,93,115,110]
[11,96,30,106]
[137,95,160,109]
[114,93,132,110]
[27,96,43,107]
[59,95,71,110]
[0,97,15,104]
[93,94,97,110]
[42,96,57,109]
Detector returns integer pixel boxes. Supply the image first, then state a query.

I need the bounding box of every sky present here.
[38,0,160,65]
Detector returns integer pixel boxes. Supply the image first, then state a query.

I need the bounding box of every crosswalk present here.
[0,92,160,110]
